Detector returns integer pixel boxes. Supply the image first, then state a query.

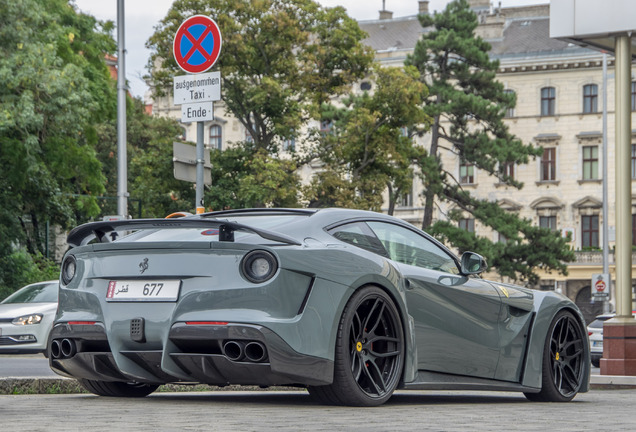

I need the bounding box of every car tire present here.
[78,379,159,398]
[308,286,404,406]
[524,310,585,402]
[591,358,600,368]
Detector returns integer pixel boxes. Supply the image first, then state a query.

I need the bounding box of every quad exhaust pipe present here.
[244,342,267,362]
[50,338,77,359]
[222,340,267,363]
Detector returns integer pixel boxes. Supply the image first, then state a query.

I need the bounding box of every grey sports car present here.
[49,208,589,406]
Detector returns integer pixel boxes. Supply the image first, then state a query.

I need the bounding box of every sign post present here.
[172,15,222,214]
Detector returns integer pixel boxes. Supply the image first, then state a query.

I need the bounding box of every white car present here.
[0,281,58,354]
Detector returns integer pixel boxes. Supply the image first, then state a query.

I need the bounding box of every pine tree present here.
[406,0,573,283]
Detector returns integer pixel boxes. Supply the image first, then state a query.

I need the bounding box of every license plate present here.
[593,341,603,347]
[106,280,181,302]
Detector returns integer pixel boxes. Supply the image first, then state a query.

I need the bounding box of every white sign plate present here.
[106,280,181,302]
[173,71,221,105]
[181,102,214,123]
[591,273,610,298]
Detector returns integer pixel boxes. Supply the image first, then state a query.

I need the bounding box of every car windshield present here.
[1,282,58,304]
[122,214,309,243]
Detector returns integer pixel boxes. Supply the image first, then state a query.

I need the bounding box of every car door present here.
[366,222,503,380]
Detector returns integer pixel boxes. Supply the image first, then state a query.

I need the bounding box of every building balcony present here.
[571,250,636,265]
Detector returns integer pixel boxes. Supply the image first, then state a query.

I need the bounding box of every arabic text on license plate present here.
[106,280,180,302]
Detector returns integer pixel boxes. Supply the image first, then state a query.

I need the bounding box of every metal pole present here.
[614,35,633,319]
[196,121,205,214]
[602,53,610,314]
[117,0,128,218]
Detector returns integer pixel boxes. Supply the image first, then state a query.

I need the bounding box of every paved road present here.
[0,354,57,377]
[1,388,635,432]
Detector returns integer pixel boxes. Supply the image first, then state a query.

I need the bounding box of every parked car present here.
[49,208,590,406]
[0,280,59,354]
[587,311,636,367]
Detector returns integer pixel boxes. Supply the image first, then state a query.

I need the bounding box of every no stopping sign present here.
[173,15,222,74]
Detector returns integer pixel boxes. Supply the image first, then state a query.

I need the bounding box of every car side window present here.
[367,222,460,274]
[328,222,389,257]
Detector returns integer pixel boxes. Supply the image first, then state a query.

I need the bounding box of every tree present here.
[147,0,373,153]
[0,0,116,290]
[406,0,573,283]
[94,97,194,218]
[206,146,301,210]
[304,65,431,212]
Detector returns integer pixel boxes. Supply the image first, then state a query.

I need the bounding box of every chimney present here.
[379,9,393,20]
[418,1,429,15]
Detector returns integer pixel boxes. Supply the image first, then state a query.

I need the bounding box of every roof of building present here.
[359,4,595,62]
[359,15,426,53]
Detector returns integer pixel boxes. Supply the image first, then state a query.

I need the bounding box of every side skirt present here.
[402,370,541,393]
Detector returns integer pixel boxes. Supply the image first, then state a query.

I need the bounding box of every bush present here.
[0,249,60,301]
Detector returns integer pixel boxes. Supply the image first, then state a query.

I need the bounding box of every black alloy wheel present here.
[525,310,586,402]
[308,286,404,406]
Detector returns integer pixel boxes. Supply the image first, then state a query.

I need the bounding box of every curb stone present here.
[0,377,303,395]
[2,376,636,395]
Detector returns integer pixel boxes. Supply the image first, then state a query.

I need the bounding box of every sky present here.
[72,0,549,99]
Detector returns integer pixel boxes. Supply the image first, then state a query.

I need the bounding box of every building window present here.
[632,144,636,179]
[360,81,372,91]
[632,81,636,111]
[541,87,555,116]
[583,84,598,113]
[582,145,598,180]
[497,232,508,244]
[320,120,333,135]
[460,161,474,184]
[540,148,556,181]
[209,125,222,150]
[283,137,295,152]
[459,218,475,233]
[500,162,515,181]
[581,215,599,248]
[400,188,413,207]
[180,127,187,141]
[503,89,515,118]
[540,215,557,231]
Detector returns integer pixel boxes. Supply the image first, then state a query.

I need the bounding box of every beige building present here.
[150,0,636,321]
[362,0,636,321]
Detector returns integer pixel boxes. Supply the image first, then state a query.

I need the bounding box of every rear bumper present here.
[48,321,333,387]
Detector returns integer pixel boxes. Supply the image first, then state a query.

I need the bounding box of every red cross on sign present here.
[173,15,222,74]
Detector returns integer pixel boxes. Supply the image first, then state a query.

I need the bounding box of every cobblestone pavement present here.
[1,389,635,432]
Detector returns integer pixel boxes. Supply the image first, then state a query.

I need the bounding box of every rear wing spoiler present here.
[67,218,302,247]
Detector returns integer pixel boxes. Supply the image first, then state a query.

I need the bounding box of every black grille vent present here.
[130,318,146,343]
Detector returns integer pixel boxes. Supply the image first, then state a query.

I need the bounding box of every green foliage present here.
[406,0,572,282]
[146,0,373,152]
[206,145,301,210]
[428,187,575,284]
[0,249,59,301]
[92,97,192,218]
[305,65,431,212]
[0,0,116,288]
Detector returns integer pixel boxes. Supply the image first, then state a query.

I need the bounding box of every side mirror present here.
[460,252,488,275]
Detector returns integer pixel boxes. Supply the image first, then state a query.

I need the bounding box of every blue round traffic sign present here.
[173,15,222,74]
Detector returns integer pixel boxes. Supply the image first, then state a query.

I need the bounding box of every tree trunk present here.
[422,114,440,230]
[387,183,396,215]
